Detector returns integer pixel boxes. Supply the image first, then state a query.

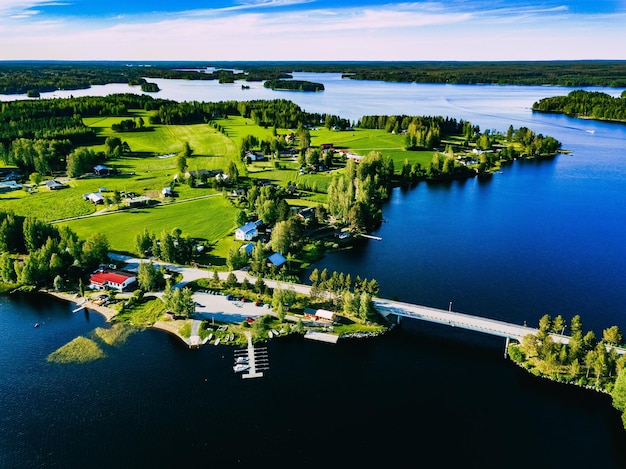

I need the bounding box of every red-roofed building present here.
[89,270,137,292]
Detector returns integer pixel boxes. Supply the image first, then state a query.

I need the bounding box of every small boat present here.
[271,329,279,336]
[235,356,249,364]
[214,338,220,346]
[34,323,40,328]
[229,333,235,341]
[268,330,273,338]
[233,363,250,373]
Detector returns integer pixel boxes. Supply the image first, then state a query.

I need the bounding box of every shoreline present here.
[43,290,118,322]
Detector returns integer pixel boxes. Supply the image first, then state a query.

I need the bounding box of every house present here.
[304,308,336,322]
[268,252,286,268]
[89,270,137,292]
[86,192,105,204]
[245,151,265,162]
[232,188,245,197]
[162,187,172,197]
[297,207,316,221]
[124,196,151,207]
[0,181,22,193]
[320,143,334,151]
[93,165,110,176]
[341,151,363,163]
[240,243,255,256]
[44,180,64,190]
[235,222,258,241]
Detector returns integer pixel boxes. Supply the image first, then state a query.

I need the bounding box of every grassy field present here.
[59,195,238,254]
[2,112,439,269]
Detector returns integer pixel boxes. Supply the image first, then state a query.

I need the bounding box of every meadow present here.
[2,108,439,264]
[59,195,237,257]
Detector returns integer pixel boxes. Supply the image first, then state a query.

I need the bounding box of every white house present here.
[87,192,104,204]
[235,222,258,241]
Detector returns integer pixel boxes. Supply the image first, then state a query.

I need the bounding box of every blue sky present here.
[1,0,625,60]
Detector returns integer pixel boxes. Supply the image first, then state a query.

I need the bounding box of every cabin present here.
[304,308,336,323]
[93,165,110,176]
[297,207,316,221]
[124,196,151,207]
[268,252,287,268]
[44,180,64,190]
[89,270,137,292]
[245,151,265,162]
[240,243,255,256]
[0,181,22,193]
[235,222,258,241]
[85,192,105,204]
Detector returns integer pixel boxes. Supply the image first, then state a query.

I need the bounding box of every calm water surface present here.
[2,74,626,468]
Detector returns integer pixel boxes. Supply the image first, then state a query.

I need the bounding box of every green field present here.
[59,195,238,255]
[2,111,439,267]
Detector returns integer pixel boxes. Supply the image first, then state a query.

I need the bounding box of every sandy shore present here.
[44,290,118,322]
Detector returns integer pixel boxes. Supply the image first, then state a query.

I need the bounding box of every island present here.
[532,89,626,123]
[263,79,324,92]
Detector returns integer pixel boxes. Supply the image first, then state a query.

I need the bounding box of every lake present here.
[2,73,626,468]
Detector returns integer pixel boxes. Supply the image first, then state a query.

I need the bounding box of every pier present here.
[234,331,268,379]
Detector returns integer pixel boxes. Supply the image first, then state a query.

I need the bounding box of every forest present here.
[3,61,626,96]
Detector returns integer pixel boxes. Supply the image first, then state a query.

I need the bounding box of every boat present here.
[233,363,250,373]
[268,330,273,338]
[235,356,249,364]
[271,329,279,336]
[214,338,220,346]
[34,323,39,328]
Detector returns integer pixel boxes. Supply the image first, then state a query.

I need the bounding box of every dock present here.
[304,330,339,343]
[234,331,268,379]
[360,234,382,241]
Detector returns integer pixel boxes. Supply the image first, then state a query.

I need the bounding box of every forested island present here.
[263,79,324,92]
[533,89,626,122]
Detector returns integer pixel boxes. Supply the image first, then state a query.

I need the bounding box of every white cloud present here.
[1,1,625,60]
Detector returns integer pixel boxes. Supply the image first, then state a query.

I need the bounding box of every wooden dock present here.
[235,331,267,379]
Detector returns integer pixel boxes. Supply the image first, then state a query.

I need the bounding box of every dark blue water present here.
[3,78,626,468]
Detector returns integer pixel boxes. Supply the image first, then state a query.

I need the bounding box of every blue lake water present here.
[2,73,626,468]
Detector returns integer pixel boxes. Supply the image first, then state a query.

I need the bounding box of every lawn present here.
[59,195,238,254]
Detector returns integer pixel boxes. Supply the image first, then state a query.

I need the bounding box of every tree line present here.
[0,210,110,291]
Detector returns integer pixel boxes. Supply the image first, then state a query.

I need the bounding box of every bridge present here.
[373,298,626,357]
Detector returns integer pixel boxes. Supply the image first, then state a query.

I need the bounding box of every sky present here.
[1,0,626,61]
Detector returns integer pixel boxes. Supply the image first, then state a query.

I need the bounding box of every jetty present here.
[234,331,268,379]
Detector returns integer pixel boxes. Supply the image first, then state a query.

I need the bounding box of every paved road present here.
[108,253,309,323]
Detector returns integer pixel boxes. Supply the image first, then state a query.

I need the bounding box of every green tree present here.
[135,228,153,258]
[0,252,16,283]
[81,233,109,271]
[603,326,623,345]
[552,315,566,335]
[53,274,63,291]
[613,369,626,412]
[177,154,187,174]
[138,261,164,292]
